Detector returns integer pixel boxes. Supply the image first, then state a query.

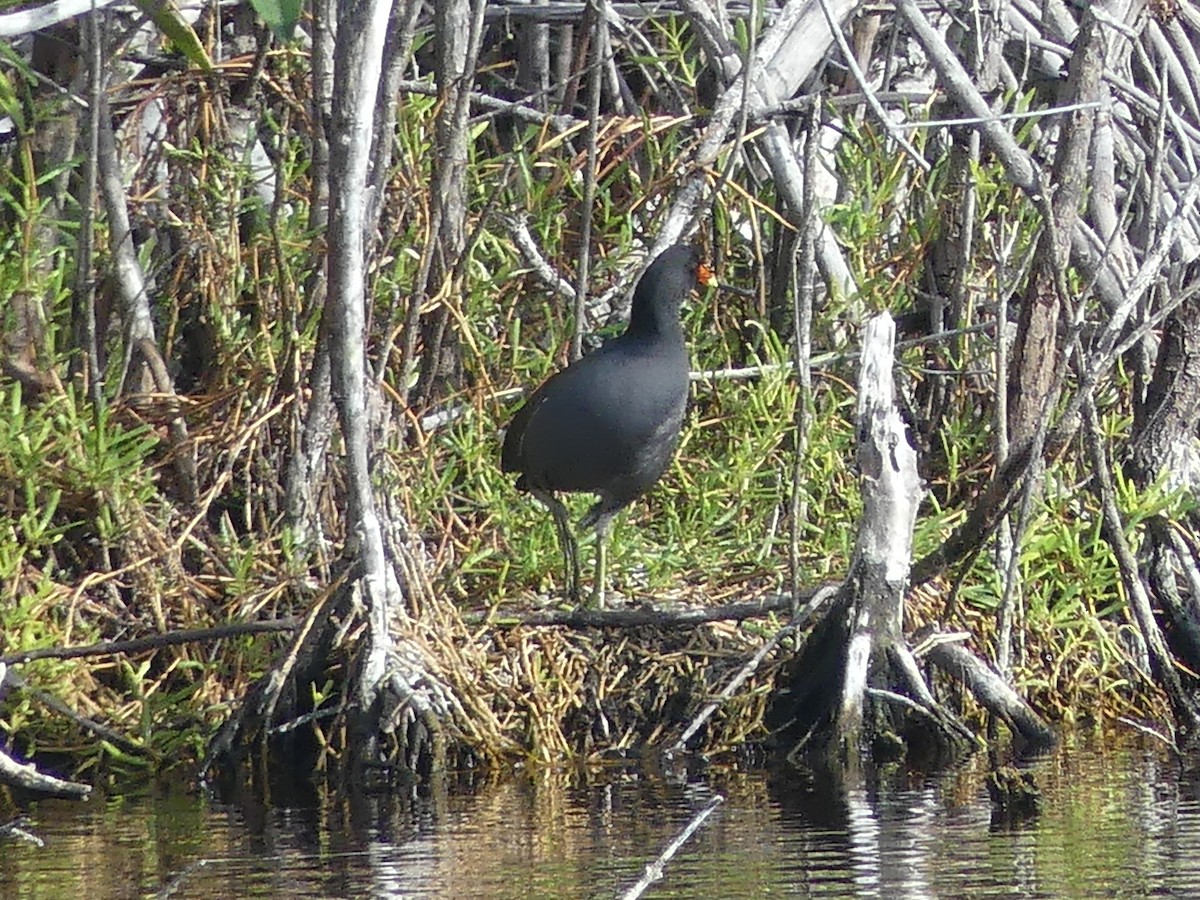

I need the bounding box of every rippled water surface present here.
[3,734,1199,898]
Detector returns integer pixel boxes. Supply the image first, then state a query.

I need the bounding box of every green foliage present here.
[0,381,171,768]
[0,384,156,591]
[0,8,1186,771]
[640,23,701,91]
[825,118,934,306]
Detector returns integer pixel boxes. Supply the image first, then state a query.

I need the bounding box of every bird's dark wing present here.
[501,383,546,474]
[504,346,687,495]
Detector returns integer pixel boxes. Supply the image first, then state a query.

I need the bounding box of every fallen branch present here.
[0,618,297,667]
[3,667,146,756]
[0,747,91,798]
[0,817,44,846]
[506,586,838,628]
[669,584,838,754]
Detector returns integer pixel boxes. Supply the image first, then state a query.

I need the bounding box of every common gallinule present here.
[502,243,715,607]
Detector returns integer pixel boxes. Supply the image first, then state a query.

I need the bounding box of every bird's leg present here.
[534,489,581,603]
[589,513,616,610]
[560,516,581,603]
[594,525,608,609]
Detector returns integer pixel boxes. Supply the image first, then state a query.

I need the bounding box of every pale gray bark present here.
[327,0,396,708]
[922,635,1054,747]
[832,315,923,750]
[0,0,119,35]
[0,751,91,798]
[653,0,860,291]
[408,0,487,409]
[770,316,975,760]
[302,0,456,773]
[284,0,335,546]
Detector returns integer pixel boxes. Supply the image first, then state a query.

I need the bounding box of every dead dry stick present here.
[3,667,146,756]
[815,0,928,172]
[669,584,837,754]
[512,588,838,628]
[258,584,339,730]
[154,859,213,900]
[502,214,576,301]
[1082,396,1200,735]
[893,0,1040,193]
[619,794,724,900]
[571,0,604,362]
[921,634,1055,747]
[1116,716,1179,754]
[95,93,157,398]
[671,625,793,755]
[789,101,818,606]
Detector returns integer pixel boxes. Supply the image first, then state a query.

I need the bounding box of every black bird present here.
[502,243,715,607]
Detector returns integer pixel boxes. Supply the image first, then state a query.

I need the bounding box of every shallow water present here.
[2,733,1198,899]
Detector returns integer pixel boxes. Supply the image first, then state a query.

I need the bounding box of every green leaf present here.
[248,0,304,42]
[0,68,25,132]
[132,0,215,72]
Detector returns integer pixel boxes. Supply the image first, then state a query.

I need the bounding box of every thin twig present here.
[1116,716,1179,754]
[789,100,818,607]
[0,817,44,846]
[1082,394,1200,732]
[79,6,103,409]
[3,667,142,756]
[817,0,929,171]
[670,625,793,754]
[671,586,835,753]
[893,98,1108,130]
[502,215,577,301]
[572,0,605,361]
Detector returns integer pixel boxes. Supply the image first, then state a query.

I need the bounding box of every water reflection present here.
[1,734,1198,898]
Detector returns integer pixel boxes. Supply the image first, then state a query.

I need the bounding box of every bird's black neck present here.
[627,295,682,342]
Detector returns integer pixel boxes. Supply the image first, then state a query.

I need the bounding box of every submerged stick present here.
[0,817,44,847]
[619,794,724,900]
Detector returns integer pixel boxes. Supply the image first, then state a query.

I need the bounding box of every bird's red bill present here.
[696,262,717,287]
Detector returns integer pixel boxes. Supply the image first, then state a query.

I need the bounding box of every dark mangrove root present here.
[887,641,977,745]
[1084,397,1200,740]
[206,588,453,787]
[204,568,350,782]
[986,766,1042,825]
[1120,292,1200,744]
[0,619,298,668]
[668,583,841,753]
[917,629,1056,750]
[1151,520,1200,675]
[206,505,491,787]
